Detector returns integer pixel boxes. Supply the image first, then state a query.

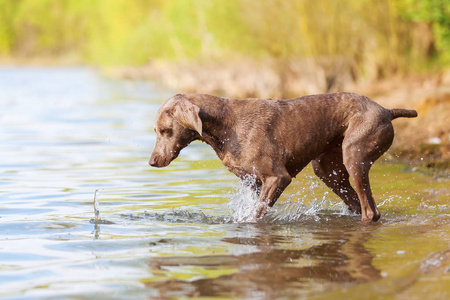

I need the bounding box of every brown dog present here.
[149,92,417,222]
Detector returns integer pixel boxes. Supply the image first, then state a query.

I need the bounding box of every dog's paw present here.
[360,210,381,223]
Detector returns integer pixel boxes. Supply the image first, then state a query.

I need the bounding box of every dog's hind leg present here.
[344,160,379,223]
[312,146,361,214]
[342,118,395,223]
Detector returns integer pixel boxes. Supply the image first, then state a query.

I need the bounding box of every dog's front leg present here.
[255,173,292,220]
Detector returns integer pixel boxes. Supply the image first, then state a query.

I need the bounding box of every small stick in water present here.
[94,189,100,221]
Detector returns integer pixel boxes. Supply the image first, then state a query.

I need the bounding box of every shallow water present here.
[1,67,449,299]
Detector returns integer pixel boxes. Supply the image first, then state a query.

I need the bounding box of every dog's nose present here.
[148,156,157,167]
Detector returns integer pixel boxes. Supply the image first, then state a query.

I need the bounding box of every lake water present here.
[1,67,449,299]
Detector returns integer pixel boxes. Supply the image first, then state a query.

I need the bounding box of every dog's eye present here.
[160,128,171,135]
[159,128,172,136]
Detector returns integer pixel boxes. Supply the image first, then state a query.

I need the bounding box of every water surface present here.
[1,67,449,299]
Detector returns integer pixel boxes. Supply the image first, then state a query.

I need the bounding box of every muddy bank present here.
[108,61,450,174]
[108,58,360,98]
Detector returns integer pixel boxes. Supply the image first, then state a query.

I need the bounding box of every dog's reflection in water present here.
[145,222,381,298]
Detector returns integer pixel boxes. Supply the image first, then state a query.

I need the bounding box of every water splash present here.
[93,190,100,221]
[266,192,351,224]
[228,174,261,223]
[228,175,353,224]
[377,195,397,207]
[119,176,407,225]
[120,209,231,225]
[89,189,115,225]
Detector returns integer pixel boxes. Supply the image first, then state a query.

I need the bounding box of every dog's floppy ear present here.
[173,98,204,136]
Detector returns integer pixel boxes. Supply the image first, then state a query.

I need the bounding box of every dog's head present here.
[149,95,203,168]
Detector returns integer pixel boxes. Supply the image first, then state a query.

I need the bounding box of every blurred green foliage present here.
[0,0,448,73]
[397,0,450,62]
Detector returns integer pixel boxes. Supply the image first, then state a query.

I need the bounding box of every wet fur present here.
[149,92,417,222]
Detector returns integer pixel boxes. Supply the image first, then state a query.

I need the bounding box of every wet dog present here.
[149,93,417,222]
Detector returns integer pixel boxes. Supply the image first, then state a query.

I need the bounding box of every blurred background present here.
[0,0,449,91]
[0,0,449,170]
[1,2,450,298]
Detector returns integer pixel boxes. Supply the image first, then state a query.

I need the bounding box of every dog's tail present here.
[390,108,418,120]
